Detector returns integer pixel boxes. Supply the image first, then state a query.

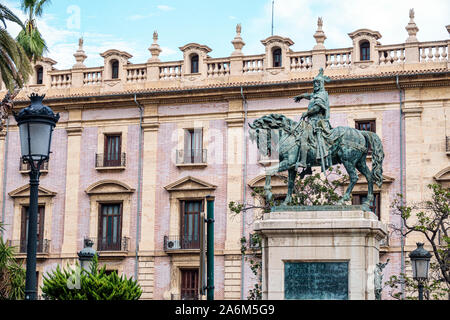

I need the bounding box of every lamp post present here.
[13,94,59,300]
[78,238,96,271]
[409,243,432,300]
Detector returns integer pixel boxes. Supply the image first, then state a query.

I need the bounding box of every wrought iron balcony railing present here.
[19,159,49,172]
[87,237,129,252]
[7,239,51,254]
[176,149,207,164]
[95,153,126,168]
[446,136,450,153]
[164,235,200,251]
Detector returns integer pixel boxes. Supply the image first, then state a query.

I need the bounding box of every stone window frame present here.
[8,185,56,256]
[96,126,128,170]
[176,121,208,167]
[85,180,135,254]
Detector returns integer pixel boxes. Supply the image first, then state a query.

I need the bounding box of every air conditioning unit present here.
[166,239,181,250]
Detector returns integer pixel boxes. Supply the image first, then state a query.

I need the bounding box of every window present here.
[184,129,203,164]
[98,203,122,251]
[36,66,43,85]
[180,200,203,249]
[190,54,199,73]
[180,269,199,300]
[356,120,376,153]
[104,134,122,167]
[352,193,380,219]
[273,48,282,67]
[20,206,45,253]
[360,41,370,61]
[111,60,119,79]
[355,120,376,133]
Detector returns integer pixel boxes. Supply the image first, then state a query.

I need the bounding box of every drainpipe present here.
[134,94,144,280]
[240,86,248,299]
[395,75,405,299]
[1,117,10,237]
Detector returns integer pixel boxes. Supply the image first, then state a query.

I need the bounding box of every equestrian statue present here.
[249,68,385,209]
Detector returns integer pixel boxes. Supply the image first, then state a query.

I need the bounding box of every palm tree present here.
[0,223,26,300]
[16,0,51,62]
[0,3,32,91]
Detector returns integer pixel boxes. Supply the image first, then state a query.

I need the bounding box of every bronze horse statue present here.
[249,113,385,208]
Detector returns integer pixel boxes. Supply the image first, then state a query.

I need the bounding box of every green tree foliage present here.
[0,3,32,91]
[0,224,26,300]
[229,167,348,299]
[386,183,449,300]
[16,0,50,62]
[41,255,142,300]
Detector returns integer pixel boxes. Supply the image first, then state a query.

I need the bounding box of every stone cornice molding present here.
[65,126,83,136]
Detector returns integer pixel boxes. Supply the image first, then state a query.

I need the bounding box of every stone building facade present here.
[0,13,449,300]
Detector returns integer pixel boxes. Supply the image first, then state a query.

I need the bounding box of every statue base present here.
[254,206,387,300]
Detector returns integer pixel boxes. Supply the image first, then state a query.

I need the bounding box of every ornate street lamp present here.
[13,93,59,300]
[78,238,97,271]
[409,243,432,300]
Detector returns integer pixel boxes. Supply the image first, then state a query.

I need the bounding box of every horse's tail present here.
[360,131,385,187]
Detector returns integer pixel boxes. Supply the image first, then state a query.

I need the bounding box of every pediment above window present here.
[9,185,57,198]
[434,167,450,183]
[164,176,217,192]
[179,43,212,54]
[85,180,135,195]
[248,174,287,189]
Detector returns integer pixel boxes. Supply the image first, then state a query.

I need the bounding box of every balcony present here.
[7,239,51,258]
[86,237,129,258]
[176,149,207,167]
[95,153,126,170]
[19,159,49,174]
[164,235,200,253]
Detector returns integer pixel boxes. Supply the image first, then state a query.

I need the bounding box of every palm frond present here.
[0,4,25,29]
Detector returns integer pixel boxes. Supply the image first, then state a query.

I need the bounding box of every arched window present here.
[360,41,370,61]
[273,48,282,67]
[36,66,43,85]
[190,54,199,74]
[111,60,119,79]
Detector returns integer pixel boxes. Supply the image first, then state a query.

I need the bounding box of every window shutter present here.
[20,207,28,252]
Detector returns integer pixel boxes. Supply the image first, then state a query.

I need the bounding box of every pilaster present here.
[225,99,244,254]
[61,109,83,256]
[139,103,159,253]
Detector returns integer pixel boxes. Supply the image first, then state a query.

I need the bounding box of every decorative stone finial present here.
[405,8,419,43]
[231,23,245,56]
[148,30,162,62]
[313,17,326,50]
[446,25,450,35]
[73,37,87,69]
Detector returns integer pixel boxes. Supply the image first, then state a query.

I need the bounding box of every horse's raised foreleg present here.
[338,159,359,205]
[283,167,297,205]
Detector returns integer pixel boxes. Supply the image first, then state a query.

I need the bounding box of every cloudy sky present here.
[3,0,449,70]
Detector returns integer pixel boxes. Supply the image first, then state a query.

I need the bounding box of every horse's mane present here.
[249,113,298,131]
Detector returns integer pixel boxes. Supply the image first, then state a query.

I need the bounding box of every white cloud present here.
[157,5,175,12]
[246,0,450,52]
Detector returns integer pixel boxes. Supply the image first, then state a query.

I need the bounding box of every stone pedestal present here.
[254,206,387,300]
